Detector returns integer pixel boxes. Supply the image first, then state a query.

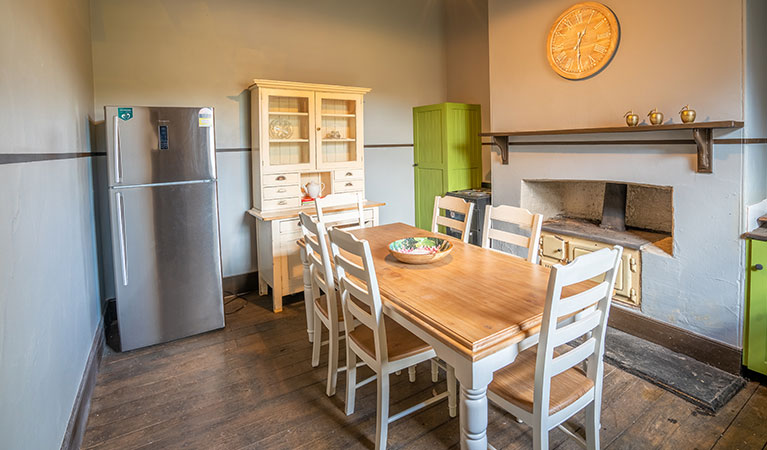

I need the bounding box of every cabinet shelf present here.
[322,113,356,118]
[269,139,309,143]
[322,138,356,143]
[269,111,309,116]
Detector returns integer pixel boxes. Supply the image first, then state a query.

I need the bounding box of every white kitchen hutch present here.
[246,79,382,312]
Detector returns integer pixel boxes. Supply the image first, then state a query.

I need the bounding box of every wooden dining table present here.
[348,222,590,450]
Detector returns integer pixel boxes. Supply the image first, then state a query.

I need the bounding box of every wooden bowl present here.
[388,237,453,265]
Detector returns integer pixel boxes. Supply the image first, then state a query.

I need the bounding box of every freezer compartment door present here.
[105,106,216,186]
[110,181,224,351]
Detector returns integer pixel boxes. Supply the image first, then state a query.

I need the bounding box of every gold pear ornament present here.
[624,110,639,127]
[648,108,664,125]
[679,105,696,123]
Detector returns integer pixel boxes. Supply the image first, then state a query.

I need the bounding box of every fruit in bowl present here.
[388,237,453,264]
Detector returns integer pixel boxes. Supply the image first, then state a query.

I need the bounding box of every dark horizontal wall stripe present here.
[216,147,251,153]
[0,152,105,165]
[716,138,767,144]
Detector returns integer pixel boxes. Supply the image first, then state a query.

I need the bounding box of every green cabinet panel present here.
[745,239,767,374]
[413,102,481,231]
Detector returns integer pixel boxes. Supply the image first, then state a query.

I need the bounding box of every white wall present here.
[0,0,101,448]
[445,0,492,181]
[90,0,449,276]
[487,0,752,345]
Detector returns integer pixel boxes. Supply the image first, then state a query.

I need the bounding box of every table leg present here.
[460,385,489,450]
[300,245,314,342]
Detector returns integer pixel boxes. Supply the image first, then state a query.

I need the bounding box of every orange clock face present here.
[547,2,620,80]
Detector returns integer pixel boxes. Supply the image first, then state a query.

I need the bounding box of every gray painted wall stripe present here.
[5,138,763,165]
[0,152,106,165]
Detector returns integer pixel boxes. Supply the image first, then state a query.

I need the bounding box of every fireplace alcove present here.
[520,180,674,308]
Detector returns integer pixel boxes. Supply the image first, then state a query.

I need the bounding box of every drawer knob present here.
[276,175,286,181]
[278,189,286,193]
[278,200,287,205]
[755,264,764,271]
[346,172,353,176]
[345,182,353,186]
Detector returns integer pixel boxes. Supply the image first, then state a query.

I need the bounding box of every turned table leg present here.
[299,244,314,342]
[460,386,489,450]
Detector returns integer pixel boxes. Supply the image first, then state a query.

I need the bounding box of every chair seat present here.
[489,346,594,415]
[314,293,344,323]
[348,317,431,362]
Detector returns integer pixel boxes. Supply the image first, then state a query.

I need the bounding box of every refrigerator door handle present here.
[116,191,128,286]
[113,115,123,183]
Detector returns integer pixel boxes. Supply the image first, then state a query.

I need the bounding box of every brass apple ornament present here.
[624,110,639,127]
[648,108,664,125]
[680,105,696,123]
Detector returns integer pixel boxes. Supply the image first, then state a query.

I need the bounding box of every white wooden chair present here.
[328,227,457,450]
[488,246,623,450]
[431,195,474,243]
[315,192,366,229]
[299,212,348,397]
[481,205,543,264]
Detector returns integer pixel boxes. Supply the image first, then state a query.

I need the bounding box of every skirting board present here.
[223,271,259,296]
[608,306,742,375]
[60,319,104,450]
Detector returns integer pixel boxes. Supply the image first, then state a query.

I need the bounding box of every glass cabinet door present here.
[261,89,315,172]
[315,92,364,169]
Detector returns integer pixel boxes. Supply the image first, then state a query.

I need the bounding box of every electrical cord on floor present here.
[223,290,248,315]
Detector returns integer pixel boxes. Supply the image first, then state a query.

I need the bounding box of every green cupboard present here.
[745,238,767,375]
[413,102,482,230]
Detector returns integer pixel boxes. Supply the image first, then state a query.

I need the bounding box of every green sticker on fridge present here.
[117,107,133,121]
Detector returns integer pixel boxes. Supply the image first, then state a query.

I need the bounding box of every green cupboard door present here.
[446,103,482,191]
[413,105,446,230]
[746,239,767,374]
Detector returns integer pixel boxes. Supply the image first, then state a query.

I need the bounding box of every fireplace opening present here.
[521,180,673,256]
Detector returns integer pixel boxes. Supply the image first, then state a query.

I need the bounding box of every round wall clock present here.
[546,2,620,80]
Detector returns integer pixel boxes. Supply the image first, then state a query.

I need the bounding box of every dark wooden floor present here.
[82,293,767,450]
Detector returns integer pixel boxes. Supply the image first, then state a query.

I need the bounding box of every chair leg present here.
[326,328,340,397]
[345,347,357,416]
[533,426,549,450]
[585,400,600,450]
[431,359,439,382]
[311,314,322,368]
[408,366,416,383]
[447,364,457,418]
[375,372,390,450]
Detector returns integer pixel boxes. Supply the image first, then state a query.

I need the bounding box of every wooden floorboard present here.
[82,293,765,449]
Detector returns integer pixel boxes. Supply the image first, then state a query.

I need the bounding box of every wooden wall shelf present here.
[481,120,744,173]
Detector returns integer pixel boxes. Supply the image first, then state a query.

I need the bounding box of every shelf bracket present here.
[492,135,509,165]
[692,128,713,173]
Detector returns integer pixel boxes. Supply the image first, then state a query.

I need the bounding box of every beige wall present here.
[0,0,101,447]
[486,0,761,345]
[488,0,744,131]
[90,0,448,276]
[445,0,492,181]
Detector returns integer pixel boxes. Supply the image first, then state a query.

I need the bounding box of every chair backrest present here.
[534,246,623,421]
[315,192,365,229]
[299,212,338,321]
[481,205,543,264]
[328,227,389,363]
[431,195,475,243]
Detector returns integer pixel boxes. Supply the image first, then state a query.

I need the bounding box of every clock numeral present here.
[588,54,597,64]
[555,51,567,63]
[594,18,606,30]
[574,10,583,24]
[552,43,564,52]
[565,58,574,70]
[563,18,574,30]
[597,32,611,40]
[594,44,608,54]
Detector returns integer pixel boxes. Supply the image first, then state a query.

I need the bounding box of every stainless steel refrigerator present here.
[105,106,225,351]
